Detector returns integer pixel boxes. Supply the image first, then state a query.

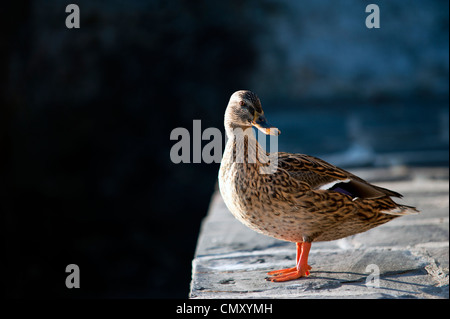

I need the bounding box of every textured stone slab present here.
[190,167,449,299]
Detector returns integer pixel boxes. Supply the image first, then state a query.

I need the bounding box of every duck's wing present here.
[276,152,402,200]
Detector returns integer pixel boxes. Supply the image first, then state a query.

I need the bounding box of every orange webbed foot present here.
[267,266,297,277]
[266,265,311,282]
[267,265,311,277]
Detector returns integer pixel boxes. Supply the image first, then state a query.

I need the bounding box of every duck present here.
[218,90,419,282]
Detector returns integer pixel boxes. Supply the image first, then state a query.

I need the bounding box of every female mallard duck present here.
[218,90,419,282]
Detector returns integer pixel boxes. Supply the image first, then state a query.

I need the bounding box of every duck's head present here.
[224,90,280,137]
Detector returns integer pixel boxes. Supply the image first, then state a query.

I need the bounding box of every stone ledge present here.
[190,167,449,299]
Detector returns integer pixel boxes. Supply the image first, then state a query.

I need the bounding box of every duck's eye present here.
[239,100,255,116]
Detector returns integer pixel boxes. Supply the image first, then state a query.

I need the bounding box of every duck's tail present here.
[382,203,420,216]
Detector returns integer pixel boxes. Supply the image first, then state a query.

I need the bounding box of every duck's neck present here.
[225,126,269,166]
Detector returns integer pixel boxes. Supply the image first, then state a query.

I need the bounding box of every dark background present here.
[2,0,448,298]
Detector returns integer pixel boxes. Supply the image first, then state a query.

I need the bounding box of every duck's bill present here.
[252,115,281,136]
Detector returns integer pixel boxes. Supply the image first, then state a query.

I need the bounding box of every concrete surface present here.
[190,166,449,299]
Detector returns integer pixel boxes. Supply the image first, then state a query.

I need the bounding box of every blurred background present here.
[2,0,448,298]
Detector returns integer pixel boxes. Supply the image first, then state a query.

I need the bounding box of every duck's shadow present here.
[283,268,441,297]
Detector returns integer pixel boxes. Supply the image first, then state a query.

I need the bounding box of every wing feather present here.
[277,152,402,199]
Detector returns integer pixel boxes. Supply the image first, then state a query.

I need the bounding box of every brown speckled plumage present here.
[218,90,419,282]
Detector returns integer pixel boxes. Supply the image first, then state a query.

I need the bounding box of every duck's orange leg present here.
[267,242,302,276]
[266,242,312,282]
